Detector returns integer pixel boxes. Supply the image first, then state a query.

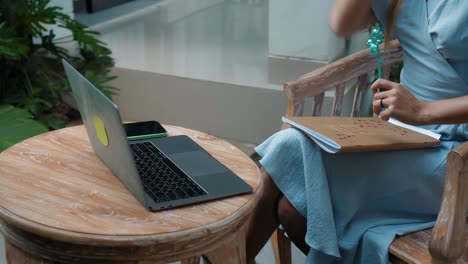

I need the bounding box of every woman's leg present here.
[277,196,309,255]
[246,168,282,263]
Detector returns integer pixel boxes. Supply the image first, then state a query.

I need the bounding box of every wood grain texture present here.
[293,99,305,117]
[389,229,433,264]
[271,228,291,264]
[5,241,48,264]
[390,224,466,264]
[429,142,468,262]
[332,83,345,116]
[351,74,369,117]
[382,64,392,80]
[0,125,262,263]
[181,256,201,264]
[312,92,325,117]
[283,99,296,130]
[204,226,247,264]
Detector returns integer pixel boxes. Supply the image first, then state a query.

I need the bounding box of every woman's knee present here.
[277,195,304,226]
[275,128,305,149]
[261,168,280,196]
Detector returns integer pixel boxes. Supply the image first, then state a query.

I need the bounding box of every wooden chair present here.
[271,40,468,264]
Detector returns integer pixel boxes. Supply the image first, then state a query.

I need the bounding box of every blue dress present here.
[255,1,468,263]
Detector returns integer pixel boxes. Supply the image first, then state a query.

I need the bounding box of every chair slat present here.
[389,228,432,264]
[332,84,345,116]
[351,74,369,117]
[382,64,391,80]
[294,100,305,117]
[284,40,402,102]
[313,92,325,116]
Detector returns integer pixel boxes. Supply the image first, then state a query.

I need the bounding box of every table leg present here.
[5,239,161,264]
[5,240,52,264]
[181,256,200,264]
[203,227,246,264]
[272,228,291,264]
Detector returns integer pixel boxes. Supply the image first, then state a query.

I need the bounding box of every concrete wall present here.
[111,68,287,145]
[268,0,334,61]
[48,0,74,39]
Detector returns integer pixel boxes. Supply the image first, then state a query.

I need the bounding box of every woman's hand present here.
[371,79,429,125]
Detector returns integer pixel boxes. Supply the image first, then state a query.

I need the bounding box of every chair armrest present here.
[283,40,402,102]
[429,141,468,261]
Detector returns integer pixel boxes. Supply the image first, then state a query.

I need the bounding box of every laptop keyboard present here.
[130,142,207,203]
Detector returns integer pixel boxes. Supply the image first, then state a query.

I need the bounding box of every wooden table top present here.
[0,125,261,246]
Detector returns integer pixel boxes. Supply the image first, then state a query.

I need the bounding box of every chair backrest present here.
[283,40,403,122]
[429,142,468,262]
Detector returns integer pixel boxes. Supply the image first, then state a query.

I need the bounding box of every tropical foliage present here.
[0,0,117,151]
[0,105,49,152]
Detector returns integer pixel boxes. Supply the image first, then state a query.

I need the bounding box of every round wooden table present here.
[0,125,262,263]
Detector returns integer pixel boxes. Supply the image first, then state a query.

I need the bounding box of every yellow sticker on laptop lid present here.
[93,115,109,146]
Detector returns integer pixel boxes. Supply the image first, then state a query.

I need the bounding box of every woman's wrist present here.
[416,96,468,125]
[416,101,435,125]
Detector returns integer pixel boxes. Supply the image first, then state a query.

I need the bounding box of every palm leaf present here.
[0,105,49,152]
[0,22,29,60]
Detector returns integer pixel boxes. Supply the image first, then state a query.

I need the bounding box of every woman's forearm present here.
[330,0,373,36]
[421,95,468,125]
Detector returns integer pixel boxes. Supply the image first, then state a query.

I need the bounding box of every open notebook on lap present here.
[62,60,252,211]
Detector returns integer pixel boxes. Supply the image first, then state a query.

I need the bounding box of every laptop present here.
[62,60,253,211]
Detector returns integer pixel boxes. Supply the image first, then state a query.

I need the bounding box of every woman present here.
[246,0,468,263]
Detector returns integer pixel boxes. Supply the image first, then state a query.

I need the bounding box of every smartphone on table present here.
[124,121,168,141]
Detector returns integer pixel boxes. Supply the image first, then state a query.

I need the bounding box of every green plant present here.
[0,0,117,151]
[0,105,49,152]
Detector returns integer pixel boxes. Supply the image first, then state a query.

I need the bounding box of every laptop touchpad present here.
[168,151,227,177]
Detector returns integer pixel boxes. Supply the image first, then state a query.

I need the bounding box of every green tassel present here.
[368,24,384,79]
